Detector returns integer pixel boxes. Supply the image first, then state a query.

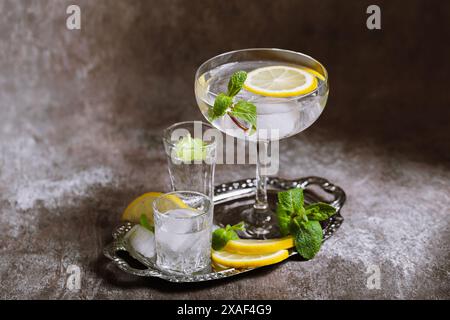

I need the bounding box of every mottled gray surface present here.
[0,0,449,299]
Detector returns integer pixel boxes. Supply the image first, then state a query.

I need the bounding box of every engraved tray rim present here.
[103,176,346,283]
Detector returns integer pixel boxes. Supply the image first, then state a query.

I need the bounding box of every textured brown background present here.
[0,0,449,299]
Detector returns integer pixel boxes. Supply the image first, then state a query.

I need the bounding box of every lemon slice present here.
[212,261,231,271]
[223,236,294,255]
[212,249,289,268]
[121,192,188,225]
[299,66,326,81]
[244,65,318,97]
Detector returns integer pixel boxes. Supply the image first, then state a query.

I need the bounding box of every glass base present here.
[214,191,281,239]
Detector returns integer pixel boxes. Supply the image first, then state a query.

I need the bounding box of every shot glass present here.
[153,191,213,274]
[163,121,218,200]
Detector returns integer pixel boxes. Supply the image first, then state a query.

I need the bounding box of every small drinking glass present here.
[153,191,213,274]
[163,121,218,200]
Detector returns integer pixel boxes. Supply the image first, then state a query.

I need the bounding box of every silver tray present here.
[103,176,346,283]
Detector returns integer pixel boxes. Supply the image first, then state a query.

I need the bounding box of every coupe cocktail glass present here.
[195,48,329,238]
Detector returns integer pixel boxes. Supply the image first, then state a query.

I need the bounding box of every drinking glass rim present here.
[195,48,328,103]
[163,120,217,149]
[153,190,212,219]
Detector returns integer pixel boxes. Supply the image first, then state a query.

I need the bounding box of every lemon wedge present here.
[244,65,318,97]
[223,236,294,255]
[212,249,289,268]
[121,192,188,225]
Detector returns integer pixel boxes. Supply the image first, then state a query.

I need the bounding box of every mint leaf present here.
[288,215,304,235]
[230,221,246,232]
[305,203,336,221]
[291,188,304,214]
[209,93,233,120]
[277,190,294,213]
[276,208,291,236]
[277,188,304,216]
[227,71,247,97]
[211,222,245,251]
[294,220,323,260]
[211,228,231,250]
[229,100,257,132]
[277,188,307,236]
[140,214,154,232]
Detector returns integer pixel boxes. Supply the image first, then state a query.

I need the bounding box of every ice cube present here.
[157,227,206,253]
[257,102,299,139]
[160,208,200,234]
[126,225,155,258]
[156,229,181,252]
[155,208,209,254]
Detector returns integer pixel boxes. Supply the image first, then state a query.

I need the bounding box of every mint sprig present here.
[212,222,246,251]
[276,188,337,260]
[209,71,257,133]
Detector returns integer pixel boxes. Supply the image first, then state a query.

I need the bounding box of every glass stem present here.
[254,140,269,210]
